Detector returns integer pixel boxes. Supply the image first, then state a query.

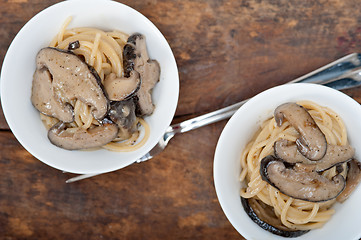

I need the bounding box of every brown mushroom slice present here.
[32,47,108,122]
[260,155,346,202]
[274,103,327,161]
[68,40,80,50]
[108,99,137,141]
[241,197,309,237]
[48,119,119,150]
[103,71,141,101]
[123,34,160,116]
[337,159,361,203]
[274,139,354,172]
[31,68,74,123]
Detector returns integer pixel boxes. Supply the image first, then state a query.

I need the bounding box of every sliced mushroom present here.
[108,99,137,141]
[68,40,80,50]
[274,139,354,172]
[31,68,74,123]
[241,197,309,238]
[337,159,361,203]
[103,71,141,101]
[123,34,160,116]
[48,119,119,150]
[31,47,108,122]
[274,103,327,161]
[260,155,346,202]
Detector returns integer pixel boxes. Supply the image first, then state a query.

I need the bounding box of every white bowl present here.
[0,0,179,174]
[214,83,361,240]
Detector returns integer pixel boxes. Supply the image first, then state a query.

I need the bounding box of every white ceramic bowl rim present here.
[214,83,361,240]
[0,0,179,174]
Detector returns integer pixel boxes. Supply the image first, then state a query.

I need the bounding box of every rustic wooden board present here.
[1,0,361,239]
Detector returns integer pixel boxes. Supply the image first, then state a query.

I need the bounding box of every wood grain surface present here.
[1,0,361,239]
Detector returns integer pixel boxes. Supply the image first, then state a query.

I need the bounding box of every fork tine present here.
[66,173,101,183]
[66,138,167,183]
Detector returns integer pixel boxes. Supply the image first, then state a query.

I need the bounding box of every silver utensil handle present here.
[170,53,361,135]
[65,53,361,183]
[169,100,246,134]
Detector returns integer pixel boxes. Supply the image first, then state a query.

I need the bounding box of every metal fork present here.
[66,53,361,183]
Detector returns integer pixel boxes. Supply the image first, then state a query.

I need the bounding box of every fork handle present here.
[66,53,361,183]
[170,53,361,135]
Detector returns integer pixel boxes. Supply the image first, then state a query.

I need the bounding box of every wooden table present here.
[1,0,361,239]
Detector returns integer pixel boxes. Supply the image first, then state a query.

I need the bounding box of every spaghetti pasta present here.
[240,100,349,231]
[38,17,151,151]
